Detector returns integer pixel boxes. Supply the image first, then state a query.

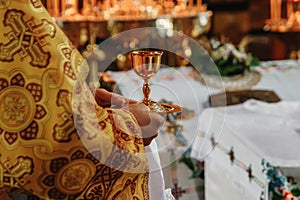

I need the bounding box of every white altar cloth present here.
[190,60,300,200]
[191,100,300,199]
[192,100,300,166]
[108,59,300,200]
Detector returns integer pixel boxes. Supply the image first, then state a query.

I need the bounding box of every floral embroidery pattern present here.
[0,73,47,145]
[3,96,26,122]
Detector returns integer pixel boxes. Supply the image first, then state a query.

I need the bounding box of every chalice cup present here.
[131,50,181,113]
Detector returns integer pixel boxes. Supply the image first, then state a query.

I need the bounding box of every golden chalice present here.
[131,50,182,113]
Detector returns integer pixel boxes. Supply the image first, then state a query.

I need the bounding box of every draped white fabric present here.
[190,60,300,199]
[191,100,300,200]
[109,59,300,199]
[146,141,175,200]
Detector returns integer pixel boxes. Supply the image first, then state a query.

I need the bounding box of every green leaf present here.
[179,157,195,171]
[291,188,300,197]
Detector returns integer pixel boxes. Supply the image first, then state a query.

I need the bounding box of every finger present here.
[111,93,126,106]
[126,98,138,104]
[95,88,128,107]
[126,103,165,139]
[139,112,166,138]
[95,89,112,106]
[148,112,165,127]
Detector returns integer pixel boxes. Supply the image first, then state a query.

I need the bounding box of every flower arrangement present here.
[262,159,300,200]
[209,38,260,77]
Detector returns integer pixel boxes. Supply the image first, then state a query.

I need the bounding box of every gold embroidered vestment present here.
[0,1,149,199]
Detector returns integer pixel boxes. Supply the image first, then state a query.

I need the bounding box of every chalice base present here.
[144,100,182,114]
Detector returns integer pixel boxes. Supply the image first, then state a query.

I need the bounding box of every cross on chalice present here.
[131,50,182,114]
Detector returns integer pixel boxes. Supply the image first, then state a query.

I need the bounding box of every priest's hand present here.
[94,88,165,146]
[95,88,130,107]
[127,103,165,146]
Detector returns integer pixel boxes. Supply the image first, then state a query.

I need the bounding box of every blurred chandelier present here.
[44,0,213,71]
[46,0,207,21]
[266,0,300,32]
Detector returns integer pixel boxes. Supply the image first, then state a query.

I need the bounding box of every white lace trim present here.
[163,188,175,200]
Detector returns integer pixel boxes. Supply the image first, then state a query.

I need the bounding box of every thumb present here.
[95,88,126,107]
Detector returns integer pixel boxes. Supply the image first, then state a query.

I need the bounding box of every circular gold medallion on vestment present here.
[0,86,36,132]
[55,160,95,194]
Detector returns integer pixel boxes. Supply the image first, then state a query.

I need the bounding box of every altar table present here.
[108,59,300,200]
[190,60,300,200]
[191,100,300,200]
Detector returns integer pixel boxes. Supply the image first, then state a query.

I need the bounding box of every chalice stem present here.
[142,79,151,105]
